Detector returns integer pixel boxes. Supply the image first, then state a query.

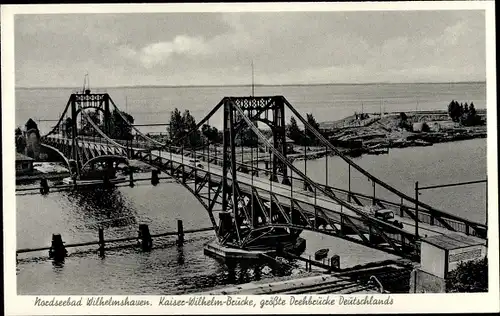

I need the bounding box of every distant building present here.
[264,136,295,153]
[16,152,34,176]
[412,122,431,133]
[25,118,41,159]
[412,122,424,132]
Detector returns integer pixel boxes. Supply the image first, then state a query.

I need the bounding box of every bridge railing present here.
[44,133,485,238]
[152,141,484,238]
[71,135,485,237]
[314,183,482,237]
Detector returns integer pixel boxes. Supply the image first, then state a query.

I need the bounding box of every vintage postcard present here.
[2,1,499,315]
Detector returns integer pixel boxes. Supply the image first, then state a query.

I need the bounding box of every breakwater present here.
[313,111,487,159]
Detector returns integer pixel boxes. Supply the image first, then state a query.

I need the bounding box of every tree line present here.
[167,108,263,148]
[285,113,322,146]
[448,100,482,126]
[166,108,323,148]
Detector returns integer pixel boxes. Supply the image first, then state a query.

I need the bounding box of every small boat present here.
[367,148,389,155]
[413,139,433,147]
[345,148,363,157]
[314,248,329,261]
[62,176,126,185]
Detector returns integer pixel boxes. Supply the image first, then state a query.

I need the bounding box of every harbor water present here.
[14,83,487,294]
[16,82,485,134]
[15,138,486,294]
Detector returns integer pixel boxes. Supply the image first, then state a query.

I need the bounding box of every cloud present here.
[122,35,211,68]
[13,11,487,87]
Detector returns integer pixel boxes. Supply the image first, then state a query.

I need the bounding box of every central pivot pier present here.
[204,210,306,259]
[203,97,304,259]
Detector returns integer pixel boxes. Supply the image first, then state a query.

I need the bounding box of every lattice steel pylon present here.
[227,96,290,183]
[218,97,292,247]
[72,92,111,167]
[43,91,112,179]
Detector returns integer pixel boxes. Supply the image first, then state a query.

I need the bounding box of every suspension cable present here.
[228,98,415,236]
[282,98,482,226]
[325,144,328,187]
[251,124,254,226]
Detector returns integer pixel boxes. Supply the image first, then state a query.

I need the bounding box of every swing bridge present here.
[39,91,487,260]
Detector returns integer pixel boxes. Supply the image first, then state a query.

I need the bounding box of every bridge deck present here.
[44,135,482,244]
[150,149,465,240]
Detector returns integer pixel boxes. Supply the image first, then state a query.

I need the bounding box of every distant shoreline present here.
[16,81,486,90]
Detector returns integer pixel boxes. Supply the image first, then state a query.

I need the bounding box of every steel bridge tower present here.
[219,97,293,246]
[65,91,111,177]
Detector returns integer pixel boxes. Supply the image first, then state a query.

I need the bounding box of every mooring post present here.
[138,224,153,251]
[129,171,134,187]
[40,178,49,195]
[49,234,67,261]
[177,219,184,246]
[98,228,105,257]
[151,169,159,186]
[330,255,340,272]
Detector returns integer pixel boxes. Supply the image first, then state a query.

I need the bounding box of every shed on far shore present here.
[16,152,34,176]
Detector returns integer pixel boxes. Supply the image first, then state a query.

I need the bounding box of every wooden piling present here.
[98,228,105,257]
[138,224,153,251]
[49,234,67,261]
[129,171,134,187]
[177,219,184,245]
[40,178,49,195]
[330,255,340,272]
[151,170,159,186]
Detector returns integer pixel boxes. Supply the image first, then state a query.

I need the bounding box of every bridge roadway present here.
[149,149,462,240]
[44,135,473,242]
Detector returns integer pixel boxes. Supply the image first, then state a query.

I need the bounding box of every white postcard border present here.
[2,2,499,315]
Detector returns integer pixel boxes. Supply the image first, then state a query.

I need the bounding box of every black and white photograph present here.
[2,2,498,314]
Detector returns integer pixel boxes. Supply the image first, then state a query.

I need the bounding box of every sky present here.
[13,10,486,87]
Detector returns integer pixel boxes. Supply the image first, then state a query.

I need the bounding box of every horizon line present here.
[16,80,486,90]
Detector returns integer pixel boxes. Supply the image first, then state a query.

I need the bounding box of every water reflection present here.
[176,245,185,265]
[187,257,295,290]
[63,186,137,230]
[51,259,65,273]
